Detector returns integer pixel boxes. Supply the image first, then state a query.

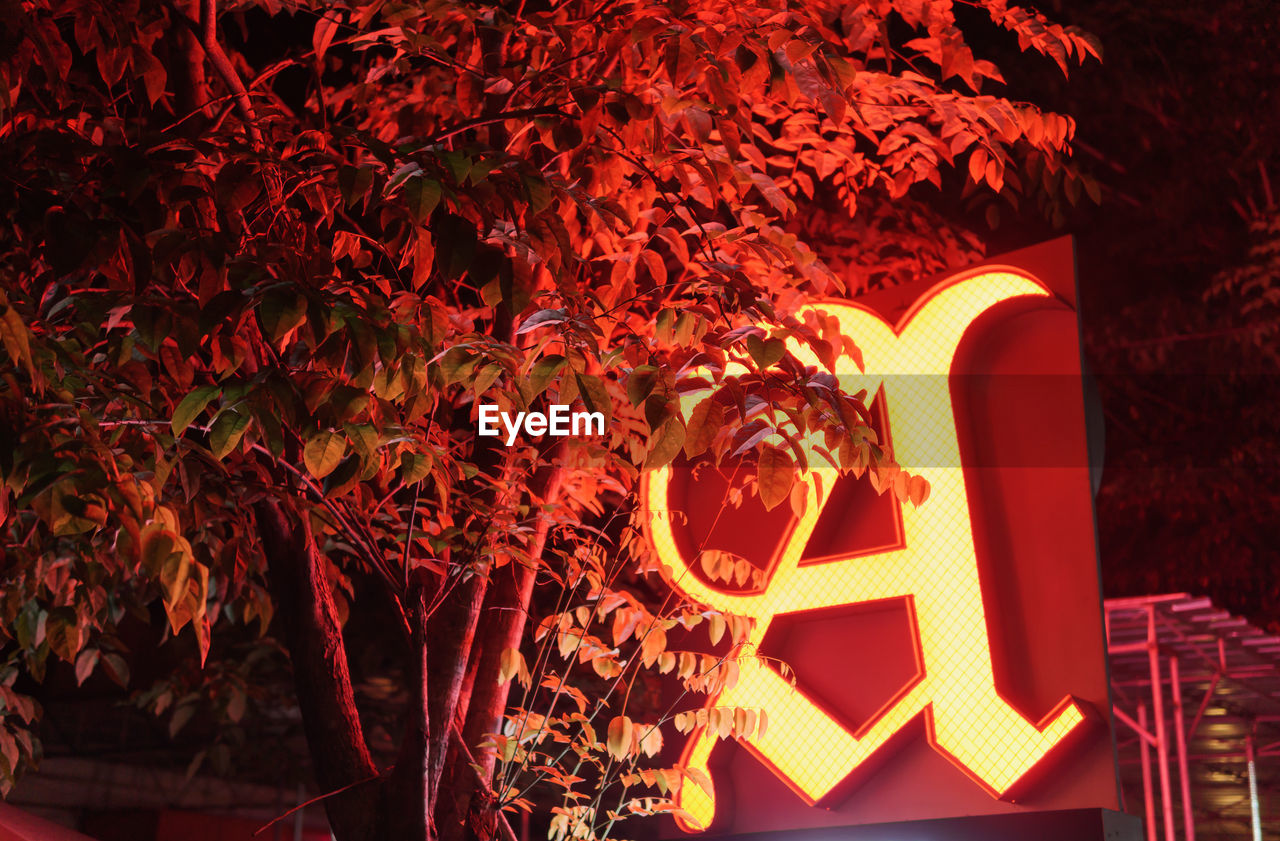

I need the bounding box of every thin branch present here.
[252,773,381,836]
[199,0,263,144]
[424,107,571,145]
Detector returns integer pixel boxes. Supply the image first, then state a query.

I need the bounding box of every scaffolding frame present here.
[1106,594,1280,841]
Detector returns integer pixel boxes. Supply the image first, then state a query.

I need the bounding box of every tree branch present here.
[199,0,262,144]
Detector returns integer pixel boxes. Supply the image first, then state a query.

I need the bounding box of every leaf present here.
[258,291,308,342]
[499,648,526,685]
[683,398,723,459]
[169,703,196,739]
[398,451,431,485]
[45,607,84,664]
[135,46,166,105]
[908,474,931,506]
[747,335,785,369]
[100,653,130,688]
[160,540,192,610]
[401,227,433,291]
[313,11,341,66]
[338,165,375,209]
[757,444,794,511]
[406,175,443,223]
[575,373,611,424]
[638,725,663,758]
[707,613,726,645]
[529,355,566,396]
[304,431,347,479]
[0,301,34,376]
[74,648,99,686]
[626,365,660,407]
[639,250,667,287]
[640,624,667,668]
[606,715,633,760]
[0,730,18,777]
[516,308,569,335]
[644,417,685,470]
[171,386,220,436]
[209,409,251,460]
[226,688,247,723]
[685,765,713,796]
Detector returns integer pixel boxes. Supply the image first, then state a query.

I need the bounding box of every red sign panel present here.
[643,238,1118,832]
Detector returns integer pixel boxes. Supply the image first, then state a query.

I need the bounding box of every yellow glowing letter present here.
[642,269,1087,831]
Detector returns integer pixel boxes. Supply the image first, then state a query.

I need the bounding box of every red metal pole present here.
[1169,657,1195,841]
[1140,703,1156,841]
[1246,732,1262,841]
[1147,605,1176,841]
[1186,672,1220,742]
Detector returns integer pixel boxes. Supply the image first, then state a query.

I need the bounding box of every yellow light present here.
[642,269,1088,831]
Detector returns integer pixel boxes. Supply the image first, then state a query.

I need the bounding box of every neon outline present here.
[640,269,1089,831]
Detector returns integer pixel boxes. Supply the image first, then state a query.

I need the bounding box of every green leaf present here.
[529,355,566,396]
[328,386,370,421]
[304,431,347,479]
[400,451,433,484]
[438,347,478,385]
[344,423,380,460]
[757,444,794,511]
[338,164,375,209]
[405,175,442,223]
[473,362,503,396]
[644,416,685,470]
[258,291,308,343]
[575,373,611,424]
[171,386,221,436]
[626,365,660,407]
[209,410,251,460]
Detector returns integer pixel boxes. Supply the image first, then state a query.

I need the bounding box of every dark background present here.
[960,0,1280,628]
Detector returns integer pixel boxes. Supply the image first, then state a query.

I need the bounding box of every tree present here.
[0,1,1097,839]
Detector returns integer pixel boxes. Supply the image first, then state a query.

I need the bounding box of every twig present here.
[252,773,380,836]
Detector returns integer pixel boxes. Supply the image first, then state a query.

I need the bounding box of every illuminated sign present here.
[642,267,1094,832]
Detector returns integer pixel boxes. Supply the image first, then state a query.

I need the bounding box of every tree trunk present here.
[381,570,434,840]
[256,497,382,841]
[437,463,564,841]
[426,561,489,798]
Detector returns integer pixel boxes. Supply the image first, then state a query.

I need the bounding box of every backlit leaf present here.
[757,444,794,511]
[606,715,633,760]
[304,431,347,479]
[683,398,723,459]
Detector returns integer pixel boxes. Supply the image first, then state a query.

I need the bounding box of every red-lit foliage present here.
[0,1,1096,838]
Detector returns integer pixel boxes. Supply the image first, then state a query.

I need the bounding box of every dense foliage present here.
[0,1,1096,839]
